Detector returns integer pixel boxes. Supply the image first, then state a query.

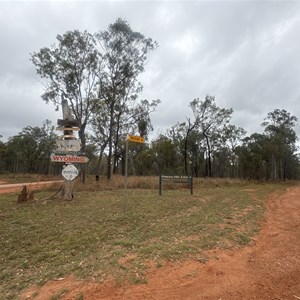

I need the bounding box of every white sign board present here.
[55,139,81,152]
[62,164,79,181]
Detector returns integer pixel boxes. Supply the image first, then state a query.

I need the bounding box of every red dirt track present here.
[0,180,62,194]
[19,185,300,300]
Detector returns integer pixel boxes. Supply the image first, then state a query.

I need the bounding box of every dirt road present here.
[21,185,300,299]
[0,180,62,194]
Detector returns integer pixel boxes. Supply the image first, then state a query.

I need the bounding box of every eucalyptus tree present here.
[261,109,298,180]
[223,125,247,177]
[236,133,268,180]
[31,21,158,181]
[151,135,178,175]
[89,100,110,175]
[118,99,160,175]
[179,118,199,176]
[167,123,186,167]
[168,120,205,176]
[5,120,57,174]
[0,138,8,173]
[31,30,100,155]
[95,18,158,179]
[190,95,233,177]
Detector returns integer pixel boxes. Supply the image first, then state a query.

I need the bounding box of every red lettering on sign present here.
[51,155,88,163]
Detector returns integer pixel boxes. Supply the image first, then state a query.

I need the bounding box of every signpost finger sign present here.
[125,134,145,190]
[127,134,145,144]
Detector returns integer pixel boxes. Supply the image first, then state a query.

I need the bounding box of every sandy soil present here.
[0,180,62,194]
[20,185,300,300]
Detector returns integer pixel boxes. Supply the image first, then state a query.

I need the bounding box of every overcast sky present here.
[1,0,300,144]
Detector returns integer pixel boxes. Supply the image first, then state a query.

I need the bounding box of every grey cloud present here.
[0,0,300,143]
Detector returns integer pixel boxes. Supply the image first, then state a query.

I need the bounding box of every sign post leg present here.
[159,175,162,195]
[125,138,128,190]
[122,138,129,217]
[61,179,75,200]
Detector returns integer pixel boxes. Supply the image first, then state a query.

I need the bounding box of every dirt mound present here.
[21,186,300,299]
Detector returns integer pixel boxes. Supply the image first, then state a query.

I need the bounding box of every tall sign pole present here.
[124,134,145,190]
[123,134,145,217]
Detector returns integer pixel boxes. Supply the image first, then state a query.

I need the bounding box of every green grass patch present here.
[0,180,292,299]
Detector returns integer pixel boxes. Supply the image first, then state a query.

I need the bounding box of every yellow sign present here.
[127,134,144,144]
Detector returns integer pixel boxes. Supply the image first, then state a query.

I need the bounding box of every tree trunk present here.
[113,115,121,174]
[61,180,75,200]
[204,134,212,177]
[184,119,196,176]
[107,101,115,180]
[96,144,106,175]
[107,138,113,180]
[79,126,86,184]
[184,136,188,176]
[272,155,277,180]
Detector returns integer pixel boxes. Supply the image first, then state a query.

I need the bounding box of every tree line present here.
[1,98,299,181]
[0,18,299,180]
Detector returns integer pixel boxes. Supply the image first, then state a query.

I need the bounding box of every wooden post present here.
[60,179,75,200]
[57,96,80,200]
[159,175,162,195]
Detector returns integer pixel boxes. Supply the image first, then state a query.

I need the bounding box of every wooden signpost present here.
[50,97,88,200]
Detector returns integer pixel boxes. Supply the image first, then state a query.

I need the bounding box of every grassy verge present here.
[0,179,292,299]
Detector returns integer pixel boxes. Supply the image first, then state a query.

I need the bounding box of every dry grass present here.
[0,173,60,184]
[0,173,256,190]
[0,174,295,299]
[75,175,251,192]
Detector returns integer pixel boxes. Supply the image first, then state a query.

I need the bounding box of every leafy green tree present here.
[236,133,267,180]
[133,146,157,176]
[167,121,205,176]
[190,95,233,177]
[262,109,298,180]
[151,135,179,175]
[31,21,158,181]
[95,18,158,179]
[181,118,198,176]
[223,125,247,177]
[0,138,8,173]
[167,123,186,173]
[31,30,100,181]
[5,120,57,174]
[89,100,110,175]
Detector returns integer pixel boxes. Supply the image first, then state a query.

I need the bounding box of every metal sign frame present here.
[159,175,193,195]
